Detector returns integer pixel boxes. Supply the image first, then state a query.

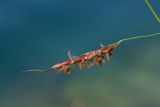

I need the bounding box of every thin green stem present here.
[144,0,160,23]
[113,32,160,46]
[22,68,52,72]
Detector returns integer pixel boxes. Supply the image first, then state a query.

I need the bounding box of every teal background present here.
[0,0,160,107]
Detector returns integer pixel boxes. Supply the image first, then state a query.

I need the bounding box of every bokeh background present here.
[1,0,160,107]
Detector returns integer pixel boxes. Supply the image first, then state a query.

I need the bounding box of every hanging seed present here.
[23,32,160,74]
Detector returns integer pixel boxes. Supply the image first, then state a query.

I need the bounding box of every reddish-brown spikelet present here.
[51,44,116,74]
[23,32,160,74]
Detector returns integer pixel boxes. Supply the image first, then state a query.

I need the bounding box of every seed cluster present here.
[52,44,116,74]
[23,32,160,74]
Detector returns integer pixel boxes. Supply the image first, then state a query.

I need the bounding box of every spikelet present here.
[23,32,160,74]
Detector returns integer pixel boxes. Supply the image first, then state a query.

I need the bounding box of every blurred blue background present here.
[0,0,160,107]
